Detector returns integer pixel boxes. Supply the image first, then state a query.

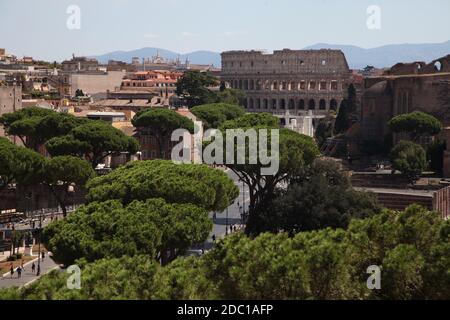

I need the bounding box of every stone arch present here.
[279,99,286,109]
[308,99,316,110]
[298,99,305,110]
[288,98,295,109]
[249,80,255,90]
[249,98,254,109]
[330,99,338,111]
[244,80,249,90]
[319,99,326,110]
[239,80,243,90]
[243,98,248,108]
[271,99,277,109]
[435,61,442,72]
[256,98,261,109]
[263,99,269,109]
[256,80,261,90]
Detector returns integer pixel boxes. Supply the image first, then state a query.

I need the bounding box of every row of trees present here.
[0,107,139,169]
[388,111,444,183]
[176,71,245,108]
[1,204,448,300]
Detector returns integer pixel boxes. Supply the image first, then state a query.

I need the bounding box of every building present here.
[61,55,100,72]
[221,49,351,136]
[121,70,182,95]
[221,49,351,115]
[361,54,450,145]
[444,127,450,178]
[0,84,22,141]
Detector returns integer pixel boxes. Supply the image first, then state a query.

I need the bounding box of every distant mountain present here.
[92,48,221,67]
[304,41,450,69]
[92,41,450,70]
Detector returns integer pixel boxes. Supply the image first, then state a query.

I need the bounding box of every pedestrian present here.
[212,234,216,242]
[21,259,25,271]
[37,264,41,275]
[31,262,36,274]
[17,266,22,278]
[41,251,45,260]
[230,225,233,234]
[233,225,237,232]
[10,264,14,279]
[213,212,217,221]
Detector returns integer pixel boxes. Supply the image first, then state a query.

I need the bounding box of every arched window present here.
[279,99,286,109]
[249,98,254,109]
[256,99,261,109]
[289,99,295,109]
[308,99,316,110]
[244,80,249,90]
[319,99,326,110]
[271,99,277,109]
[263,99,269,109]
[330,99,338,111]
[298,99,305,110]
[249,80,254,90]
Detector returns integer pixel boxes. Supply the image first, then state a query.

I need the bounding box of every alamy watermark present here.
[366,265,381,290]
[171,121,280,176]
[66,5,81,30]
[367,5,381,30]
[66,264,81,290]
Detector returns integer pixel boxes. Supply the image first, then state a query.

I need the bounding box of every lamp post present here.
[225,207,229,236]
[36,212,42,276]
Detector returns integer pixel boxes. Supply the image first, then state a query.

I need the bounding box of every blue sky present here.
[1,0,449,61]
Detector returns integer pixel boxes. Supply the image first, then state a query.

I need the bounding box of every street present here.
[202,169,250,250]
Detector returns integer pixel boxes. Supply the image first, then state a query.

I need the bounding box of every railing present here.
[25,204,83,218]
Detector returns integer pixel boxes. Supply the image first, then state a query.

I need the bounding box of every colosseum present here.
[221,49,352,121]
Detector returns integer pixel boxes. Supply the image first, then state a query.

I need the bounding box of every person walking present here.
[31,262,36,274]
[9,264,14,279]
[41,251,45,260]
[37,264,41,275]
[212,234,216,243]
[17,266,22,279]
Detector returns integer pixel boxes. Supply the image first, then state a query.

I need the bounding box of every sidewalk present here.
[0,253,60,289]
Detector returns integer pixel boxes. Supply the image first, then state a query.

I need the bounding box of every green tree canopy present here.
[132,108,194,158]
[86,160,239,212]
[42,198,212,266]
[218,113,320,235]
[390,140,427,184]
[334,84,357,135]
[42,156,95,217]
[388,111,443,141]
[0,138,45,189]
[0,108,79,149]
[2,205,449,300]
[46,121,139,169]
[190,103,245,129]
[175,71,219,108]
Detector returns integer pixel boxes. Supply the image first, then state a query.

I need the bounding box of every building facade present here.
[221,49,352,117]
[0,84,22,141]
[361,55,450,144]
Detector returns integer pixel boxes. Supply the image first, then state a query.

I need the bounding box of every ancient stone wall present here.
[221,49,352,116]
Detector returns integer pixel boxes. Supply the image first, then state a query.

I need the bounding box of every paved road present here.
[0,254,60,289]
[200,169,250,251]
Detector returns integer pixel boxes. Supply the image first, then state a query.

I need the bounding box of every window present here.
[331,81,338,91]
[309,81,316,90]
[299,81,306,90]
[320,81,327,90]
